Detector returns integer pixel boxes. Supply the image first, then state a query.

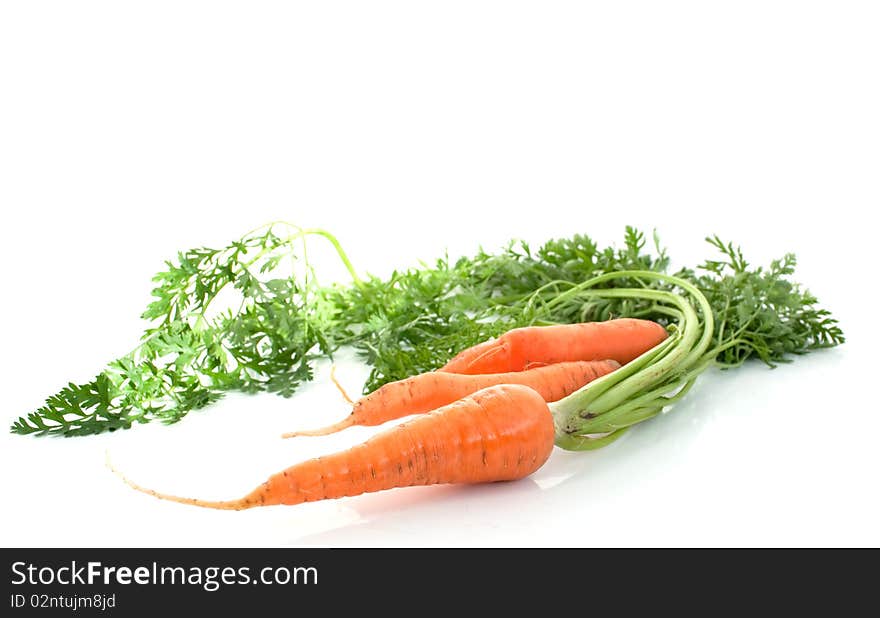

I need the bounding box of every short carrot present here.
[439,318,668,374]
[111,384,556,510]
[283,359,620,438]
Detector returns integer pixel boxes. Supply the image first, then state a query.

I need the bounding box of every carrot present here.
[440,318,668,374]
[283,359,619,438]
[111,384,556,510]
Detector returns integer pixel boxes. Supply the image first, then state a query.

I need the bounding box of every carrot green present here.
[11,222,843,438]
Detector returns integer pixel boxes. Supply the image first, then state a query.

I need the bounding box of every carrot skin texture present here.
[440,319,668,374]
[123,384,556,511]
[285,359,619,437]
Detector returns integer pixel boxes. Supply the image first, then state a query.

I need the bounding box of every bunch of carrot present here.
[114,308,688,510]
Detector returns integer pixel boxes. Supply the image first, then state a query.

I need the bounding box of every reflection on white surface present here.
[2,342,874,547]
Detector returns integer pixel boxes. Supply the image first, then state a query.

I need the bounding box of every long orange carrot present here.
[440,318,668,374]
[283,359,619,438]
[111,384,556,510]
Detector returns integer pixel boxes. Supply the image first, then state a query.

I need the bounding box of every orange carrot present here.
[111,384,556,510]
[440,318,668,374]
[283,359,619,438]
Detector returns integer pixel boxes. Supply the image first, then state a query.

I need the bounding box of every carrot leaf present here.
[11,222,843,437]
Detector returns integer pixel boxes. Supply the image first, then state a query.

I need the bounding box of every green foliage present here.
[685,236,844,367]
[336,227,673,391]
[12,225,343,436]
[10,223,844,437]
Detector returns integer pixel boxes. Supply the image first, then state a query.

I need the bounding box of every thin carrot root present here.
[111,384,557,511]
[281,416,355,439]
[279,365,356,437]
[106,451,251,511]
[330,364,354,405]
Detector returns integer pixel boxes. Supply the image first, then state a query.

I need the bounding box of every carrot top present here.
[542,271,716,449]
[12,223,844,437]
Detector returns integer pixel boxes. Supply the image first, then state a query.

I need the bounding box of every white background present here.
[1,2,877,547]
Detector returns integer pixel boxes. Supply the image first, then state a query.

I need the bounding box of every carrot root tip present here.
[281,416,356,439]
[106,449,255,511]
